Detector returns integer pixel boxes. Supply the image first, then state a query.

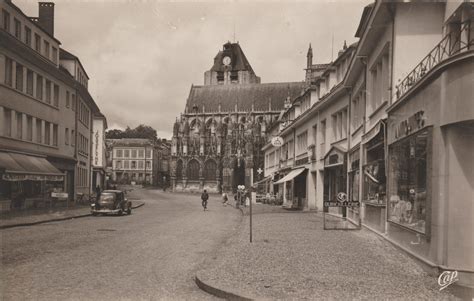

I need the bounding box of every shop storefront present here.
[347,146,360,223]
[323,146,347,217]
[361,121,387,233]
[274,167,306,209]
[0,151,65,212]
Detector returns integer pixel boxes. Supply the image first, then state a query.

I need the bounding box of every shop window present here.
[349,148,360,206]
[363,133,385,204]
[388,129,429,234]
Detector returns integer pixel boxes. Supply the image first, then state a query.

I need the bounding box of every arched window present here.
[187,159,200,180]
[176,160,183,180]
[204,160,217,181]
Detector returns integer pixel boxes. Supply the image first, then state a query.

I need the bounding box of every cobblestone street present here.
[198,205,464,300]
[0,189,241,300]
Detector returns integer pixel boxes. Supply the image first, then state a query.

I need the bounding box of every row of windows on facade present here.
[266,108,349,169]
[283,50,389,139]
[116,172,151,181]
[1,106,59,146]
[4,56,90,128]
[114,149,152,159]
[2,9,58,64]
[114,160,152,170]
[5,57,60,107]
[174,159,217,181]
[78,133,89,156]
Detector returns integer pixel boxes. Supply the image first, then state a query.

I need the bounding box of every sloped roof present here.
[210,42,256,74]
[185,82,306,113]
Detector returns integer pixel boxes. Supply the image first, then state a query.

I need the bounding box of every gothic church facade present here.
[170,42,305,193]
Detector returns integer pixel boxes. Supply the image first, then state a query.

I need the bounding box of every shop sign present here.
[271,137,284,147]
[394,111,425,140]
[324,192,360,207]
[51,192,68,199]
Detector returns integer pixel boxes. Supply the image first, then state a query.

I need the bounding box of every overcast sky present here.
[17,0,371,138]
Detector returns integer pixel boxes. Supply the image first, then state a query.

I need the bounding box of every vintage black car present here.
[91,190,132,216]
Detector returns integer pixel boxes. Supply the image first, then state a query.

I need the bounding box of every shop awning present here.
[254,175,272,185]
[0,152,64,182]
[274,168,306,184]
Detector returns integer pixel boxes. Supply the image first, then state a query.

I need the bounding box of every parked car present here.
[91,190,131,216]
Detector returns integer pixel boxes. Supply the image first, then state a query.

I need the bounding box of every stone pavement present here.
[196,204,463,300]
[0,201,145,229]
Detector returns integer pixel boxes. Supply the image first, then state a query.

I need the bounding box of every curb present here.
[195,272,254,301]
[0,202,146,230]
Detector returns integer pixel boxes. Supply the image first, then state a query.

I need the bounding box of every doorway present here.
[232,159,245,193]
[324,165,346,217]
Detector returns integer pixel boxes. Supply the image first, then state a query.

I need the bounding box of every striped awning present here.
[0,152,64,182]
[274,168,306,184]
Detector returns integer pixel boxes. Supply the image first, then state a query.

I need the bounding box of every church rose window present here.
[176,160,183,180]
[187,159,200,180]
[204,160,217,180]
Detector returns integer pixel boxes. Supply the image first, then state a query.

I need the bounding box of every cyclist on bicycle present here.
[201,190,209,211]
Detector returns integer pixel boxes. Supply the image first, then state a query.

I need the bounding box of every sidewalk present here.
[196,205,463,300]
[0,201,145,229]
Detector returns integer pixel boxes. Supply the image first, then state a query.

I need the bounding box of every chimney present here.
[38,2,55,36]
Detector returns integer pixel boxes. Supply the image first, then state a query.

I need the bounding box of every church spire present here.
[307,43,313,68]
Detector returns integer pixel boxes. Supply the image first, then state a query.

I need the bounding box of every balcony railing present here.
[395,20,473,100]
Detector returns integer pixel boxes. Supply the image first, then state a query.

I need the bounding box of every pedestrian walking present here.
[234,193,239,209]
[222,191,228,206]
[201,189,209,211]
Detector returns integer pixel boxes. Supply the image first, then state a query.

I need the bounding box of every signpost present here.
[271,136,284,147]
[238,185,252,243]
[323,192,361,230]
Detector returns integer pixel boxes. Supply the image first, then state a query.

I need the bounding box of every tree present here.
[105,124,158,142]
[105,129,124,139]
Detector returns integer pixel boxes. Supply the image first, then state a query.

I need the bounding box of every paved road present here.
[0,189,242,300]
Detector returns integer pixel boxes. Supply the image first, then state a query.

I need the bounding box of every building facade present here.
[170,42,305,193]
[263,1,474,287]
[0,0,104,210]
[107,138,156,185]
[92,113,107,190]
